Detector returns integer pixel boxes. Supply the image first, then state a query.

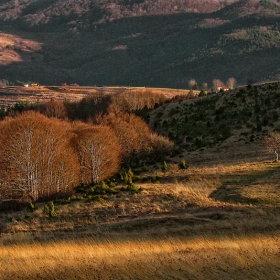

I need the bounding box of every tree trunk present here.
[275,149,279,161]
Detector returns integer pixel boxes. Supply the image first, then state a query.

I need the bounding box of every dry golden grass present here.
[1,155,280,279]
[1,235,280,280]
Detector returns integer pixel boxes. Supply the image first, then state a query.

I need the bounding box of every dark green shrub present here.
[70,195,84,201]
[74,183,89,193]
[90,181,117,195]
[142,164,149,172]
[26,202,37,212]
[151,175,161,184]
[260,0,278,9]
[162,161,168,172]
[121,183,143,194]
[119,168,134,184]
[108,181,116,188]
[48,202,57,217]
[43,204,50,215]
[43,201,57,217]
[179,160,189,170]
[198,90,206,97]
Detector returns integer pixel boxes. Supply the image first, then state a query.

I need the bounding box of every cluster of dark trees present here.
[0,92,173,202]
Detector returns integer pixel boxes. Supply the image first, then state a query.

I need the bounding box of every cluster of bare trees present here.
[188,78,237,91]
[0,108,173,202]
[71,122,121,184]
[0,112,79,201]
[101,108,173,163]
[20,90,166,122]
[111,90,166,112]
[0,112,120,201]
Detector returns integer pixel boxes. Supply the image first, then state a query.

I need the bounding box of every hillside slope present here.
[0,0,280,87]
[143,82,280,164]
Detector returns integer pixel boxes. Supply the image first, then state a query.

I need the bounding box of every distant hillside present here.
[143,82,280,160]
[0,0,280,87]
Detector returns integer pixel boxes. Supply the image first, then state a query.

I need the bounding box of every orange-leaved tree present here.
[102,110,173,164]
[71,122,121,184]
[0,111,79,201]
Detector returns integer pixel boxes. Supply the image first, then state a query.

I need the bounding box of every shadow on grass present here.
[209,164,280,205]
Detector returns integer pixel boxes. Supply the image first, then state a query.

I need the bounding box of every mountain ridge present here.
[0,0,279,87]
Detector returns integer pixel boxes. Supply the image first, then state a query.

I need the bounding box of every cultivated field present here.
[0,85,196,108]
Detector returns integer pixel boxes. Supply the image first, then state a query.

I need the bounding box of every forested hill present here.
[0,0,280,87]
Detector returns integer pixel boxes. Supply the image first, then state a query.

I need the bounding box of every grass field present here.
[1,148,280,279]
[1,235,280,280]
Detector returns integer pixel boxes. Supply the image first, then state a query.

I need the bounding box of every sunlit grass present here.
[1,159,280,279]
[1,235,280,280]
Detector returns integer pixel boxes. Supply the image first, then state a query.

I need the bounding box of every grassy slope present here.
[1,159,280,279]
[148,82,280,152]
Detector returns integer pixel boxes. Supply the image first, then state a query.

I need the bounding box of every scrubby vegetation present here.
[148,82,280,151]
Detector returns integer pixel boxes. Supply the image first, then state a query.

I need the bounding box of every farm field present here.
[0,85,195,108]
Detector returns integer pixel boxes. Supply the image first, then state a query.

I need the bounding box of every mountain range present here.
[0,0,280,87]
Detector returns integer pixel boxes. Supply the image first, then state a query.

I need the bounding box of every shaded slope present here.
[0,0,279,86]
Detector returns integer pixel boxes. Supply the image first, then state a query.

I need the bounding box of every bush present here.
[162,161,168,172]
[43,201,57,217]
[90,181,117,195]
[121,183,143,194]
[198,90,206,97]
[26,202,37,212]
[151,175,161,184]
[179,160,189,170]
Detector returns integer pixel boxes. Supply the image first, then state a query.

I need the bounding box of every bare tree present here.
[212,79,224,92]
[71,122,121,184]
[44,100,67,119]
[148,133,174,159]
[0,112,79,201]
[265,131,280,161]
[226,77,237,89]
[188,79,197,90]
[111,89,166,113]
[102,110,174,163]
[102,112,142,160]
[202,82,208,91]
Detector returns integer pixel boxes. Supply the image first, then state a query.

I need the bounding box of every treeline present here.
[0,92,173,202]
[2,89,167,119]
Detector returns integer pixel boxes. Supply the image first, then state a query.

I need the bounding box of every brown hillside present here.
[0,0,280,87]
